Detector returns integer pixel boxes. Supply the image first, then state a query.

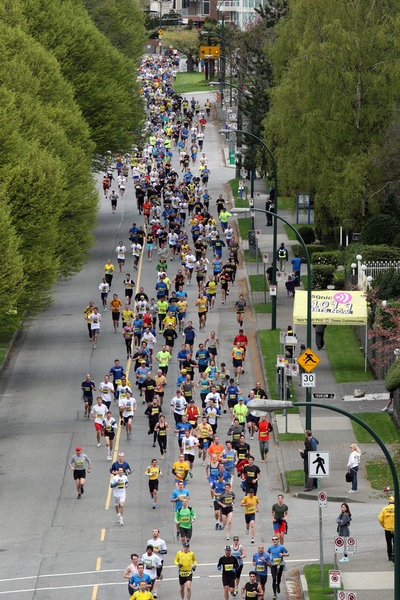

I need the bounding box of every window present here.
[203,0,210,14]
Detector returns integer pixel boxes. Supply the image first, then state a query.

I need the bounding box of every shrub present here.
[373,299,400,330]
[393,233,400,248]
[372,269,400,301]
[362,245,400,262]
[385,357,400,392]
[334,277,345,290]
[296,244,325,262]
[311,265,335,290]
[311,252,339,268]
[297,226,315,245]
[361,214,400,246]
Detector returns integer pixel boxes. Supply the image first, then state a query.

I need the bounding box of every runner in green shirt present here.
[175,497,196,545]
[156,345,172,375]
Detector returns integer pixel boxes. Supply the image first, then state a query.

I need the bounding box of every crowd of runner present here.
[75,53,289,600]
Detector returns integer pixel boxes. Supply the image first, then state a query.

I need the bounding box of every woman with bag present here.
[347,443,361,493]
[336,503,352,562]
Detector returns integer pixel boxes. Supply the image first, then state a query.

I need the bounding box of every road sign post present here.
[318,491,327,507]
[329,570,341,589]
[297,348,321,373]
[345,537,357,555]
[302,373,316,387]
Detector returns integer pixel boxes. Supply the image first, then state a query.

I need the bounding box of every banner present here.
[293,290,368,325]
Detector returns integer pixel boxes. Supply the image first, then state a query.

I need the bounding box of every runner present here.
[235,294,246,327]
[232,343,245,383]
[87,306,101,348]
[171,480,190,539]
[147,529,168,583]
[271,494,289,546]
[252,545,269,600]
[124,273,136,304]
[257,415,273,464]
[141,546,162,597]
[174,542,197,600]
[110,189,119,213]
[154,414,170,458]
[99,278,109,310]
[90,396,107,447]
[231,536,247,595]
[81,373,96,419]
[241,488,259,544]
[172,453,190,488]
[84,300,95,340]
[99,375,114,410]
[217,546,239,600]
[110,293,123,332]
[123,553,139,597]
[144,458,163,509]
[195,292,208,331]
[175,497,196,545]
[110,466,129,525]
[243,455,262,495]
[116,241,127,272]
[267,536,289,599]
[104,260,115,289]
[196,415,213,466]
[144,396,162,445]
[129,566,152,596]
[110,452,132,475]
[121,390,137,441]
[101,410,118,460]
[69,446,91,499]
[182,428,199,477]
[241,571,263,600]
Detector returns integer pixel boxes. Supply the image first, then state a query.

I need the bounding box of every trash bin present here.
[229,150,235,165]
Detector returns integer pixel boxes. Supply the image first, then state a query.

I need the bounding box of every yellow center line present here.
[96,558,101,571]
[91,585,98,600]
[100,529,106,541]
[105,236,145,510]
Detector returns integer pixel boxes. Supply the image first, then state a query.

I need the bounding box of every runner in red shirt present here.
[143,201,152,225]
[256,415,273,463]
[233,328,248,374]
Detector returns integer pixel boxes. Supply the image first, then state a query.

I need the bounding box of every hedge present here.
[361,214,400,246]
[385,357,400,392]
[311,252,339,268]
[311,265,335,290]
[295,244,325,262]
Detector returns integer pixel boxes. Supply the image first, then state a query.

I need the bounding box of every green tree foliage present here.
[161,28,200,72]
[83,0,145,62]
[21,0,144,159]
[0,193,24,313]
[361,214,400,246]
[385,357,400,392]
[297,225,315,245]
[0,22,98,310]
[265,0,400,237]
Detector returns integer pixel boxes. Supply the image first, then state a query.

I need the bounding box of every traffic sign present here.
[297,348,321,373]
[301,373,316,387]
[285,335,298,345]
[158,29,164,35]
[251,210,255,218]
[329,570,341,589]
[318,491,327,508]
[255,192,260,198]
[313,392,336,399]
[276,355,285,367]
[289,363,299,377]
[200,45,220,57]
[308,451,330,478]
[345,537,357,555]
[263,253,269,263]
[347,593,357,600]
[276,271,282,281]
[269,285,276,296]
[249,197,254,207]
[334,536,345,554]
[338,592,346,600]
[255,230,261,238]
[239,180,244,188]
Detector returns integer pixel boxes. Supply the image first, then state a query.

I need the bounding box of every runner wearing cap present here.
[217,546,239,600]
[174,542,197,600]
[110,466,129,525]
[69,447,91,499]
[231,536,247,595]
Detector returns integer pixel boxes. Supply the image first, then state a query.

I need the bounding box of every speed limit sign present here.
[301,373,316,387]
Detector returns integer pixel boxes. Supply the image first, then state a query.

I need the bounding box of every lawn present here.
[244,249,262,262]
[365,457,398,491]
[174,72,212,93]
[237,217,251,241]
[285,469,305,487]
[304,564,341,599]
[249,275,267,292]
[253,302,272,313]
[0,347,7,366]
[278,196,294,211]
[325,325,374,383]
[351,412,400,444]
[279,433,305,442]
[0,326,18,367]
[259,329,298,406]
[230,178,249,208]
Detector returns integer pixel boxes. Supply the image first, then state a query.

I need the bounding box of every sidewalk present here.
[218,127,394,596]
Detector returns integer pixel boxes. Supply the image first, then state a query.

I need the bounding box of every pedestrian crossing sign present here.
[158,29,164,35]
[297,348,321,373]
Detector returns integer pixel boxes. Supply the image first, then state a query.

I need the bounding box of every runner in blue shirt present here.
[252,544,270,595]
[267,537,289,598]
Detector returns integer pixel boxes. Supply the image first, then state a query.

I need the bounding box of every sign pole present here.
[264,263,266,304]
[318,479,324,589]
[256,237,259,281]
[333,552,337,600]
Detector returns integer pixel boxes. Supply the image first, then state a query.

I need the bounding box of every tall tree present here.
[161,27,200,72]
[264,0,400,236]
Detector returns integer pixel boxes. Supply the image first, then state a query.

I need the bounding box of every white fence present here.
[356,259,400,291]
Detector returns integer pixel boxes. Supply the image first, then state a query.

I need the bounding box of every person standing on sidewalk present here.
[336,503,351,562]
[347,443,361,493]
[277,243,288,272]
[378,496,395,562]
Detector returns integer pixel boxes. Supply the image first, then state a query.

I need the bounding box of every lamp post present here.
[246,398,400,600]
[201,30,233,106]
[233,206,313,430]
[204,0,225,103]
[220,128,278,326]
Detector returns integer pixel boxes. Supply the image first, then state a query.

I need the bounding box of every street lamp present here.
[220,128,279,328]
[202,0,225,102]
[233,206,313,430]
[247,398,400,600]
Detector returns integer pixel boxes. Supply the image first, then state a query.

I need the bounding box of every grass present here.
[237,217,251,241]
[253,302,272,313]
[278,196,294,211]
[249,275,267,292]
[244,249,262,262]
[230,178,249,208]
[0,325,18,367]
[304,564,340,599]
[351,412,400,444]
[365,458,394,491]
[173,72,212,93]
[325,325,374,383]
[285,469,305,487]
[301,275,309,290]
[259,330,298,407]
[279,433,305,442]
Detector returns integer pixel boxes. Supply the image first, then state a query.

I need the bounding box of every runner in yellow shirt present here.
[231,344,245,383]
[241,489,259,543]
[104,260,115,288]
[195,292,208,331]
[84,301,95,340]
[144,458,163,509]
[130,580,154,600]
[172,454,190,487]
[174,543,197,600]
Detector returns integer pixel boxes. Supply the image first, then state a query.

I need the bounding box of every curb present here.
[0,327,21,379]
[293,491,367,503]
[299,570,309,600]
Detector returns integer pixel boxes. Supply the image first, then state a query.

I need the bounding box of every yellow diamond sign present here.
[158,29,164,35]
[297,348,321,373]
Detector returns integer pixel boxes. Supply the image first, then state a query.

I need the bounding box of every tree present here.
[264,0,400,237]
[83,0,145,63]
[21,0,145,159]
[0,193,24,315]
[161,27,200,72]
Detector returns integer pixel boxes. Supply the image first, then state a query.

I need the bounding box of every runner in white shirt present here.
[90,396,107,447]
[185,253,196,285]
[141,547,162,595]
[99,278,110,310]
[136,297,148,316]
[87,307,101,348]
[181,429,200,476]
[225,226,234,246]
[121,391,137,441]
[110,467,128,525]
[131,243,142,270]
[117,382,132,421]
[205,389,222,410]
[99,375,114,409]
[116,242,127,272]
[142,328,157,363]
[168,232,178,261]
